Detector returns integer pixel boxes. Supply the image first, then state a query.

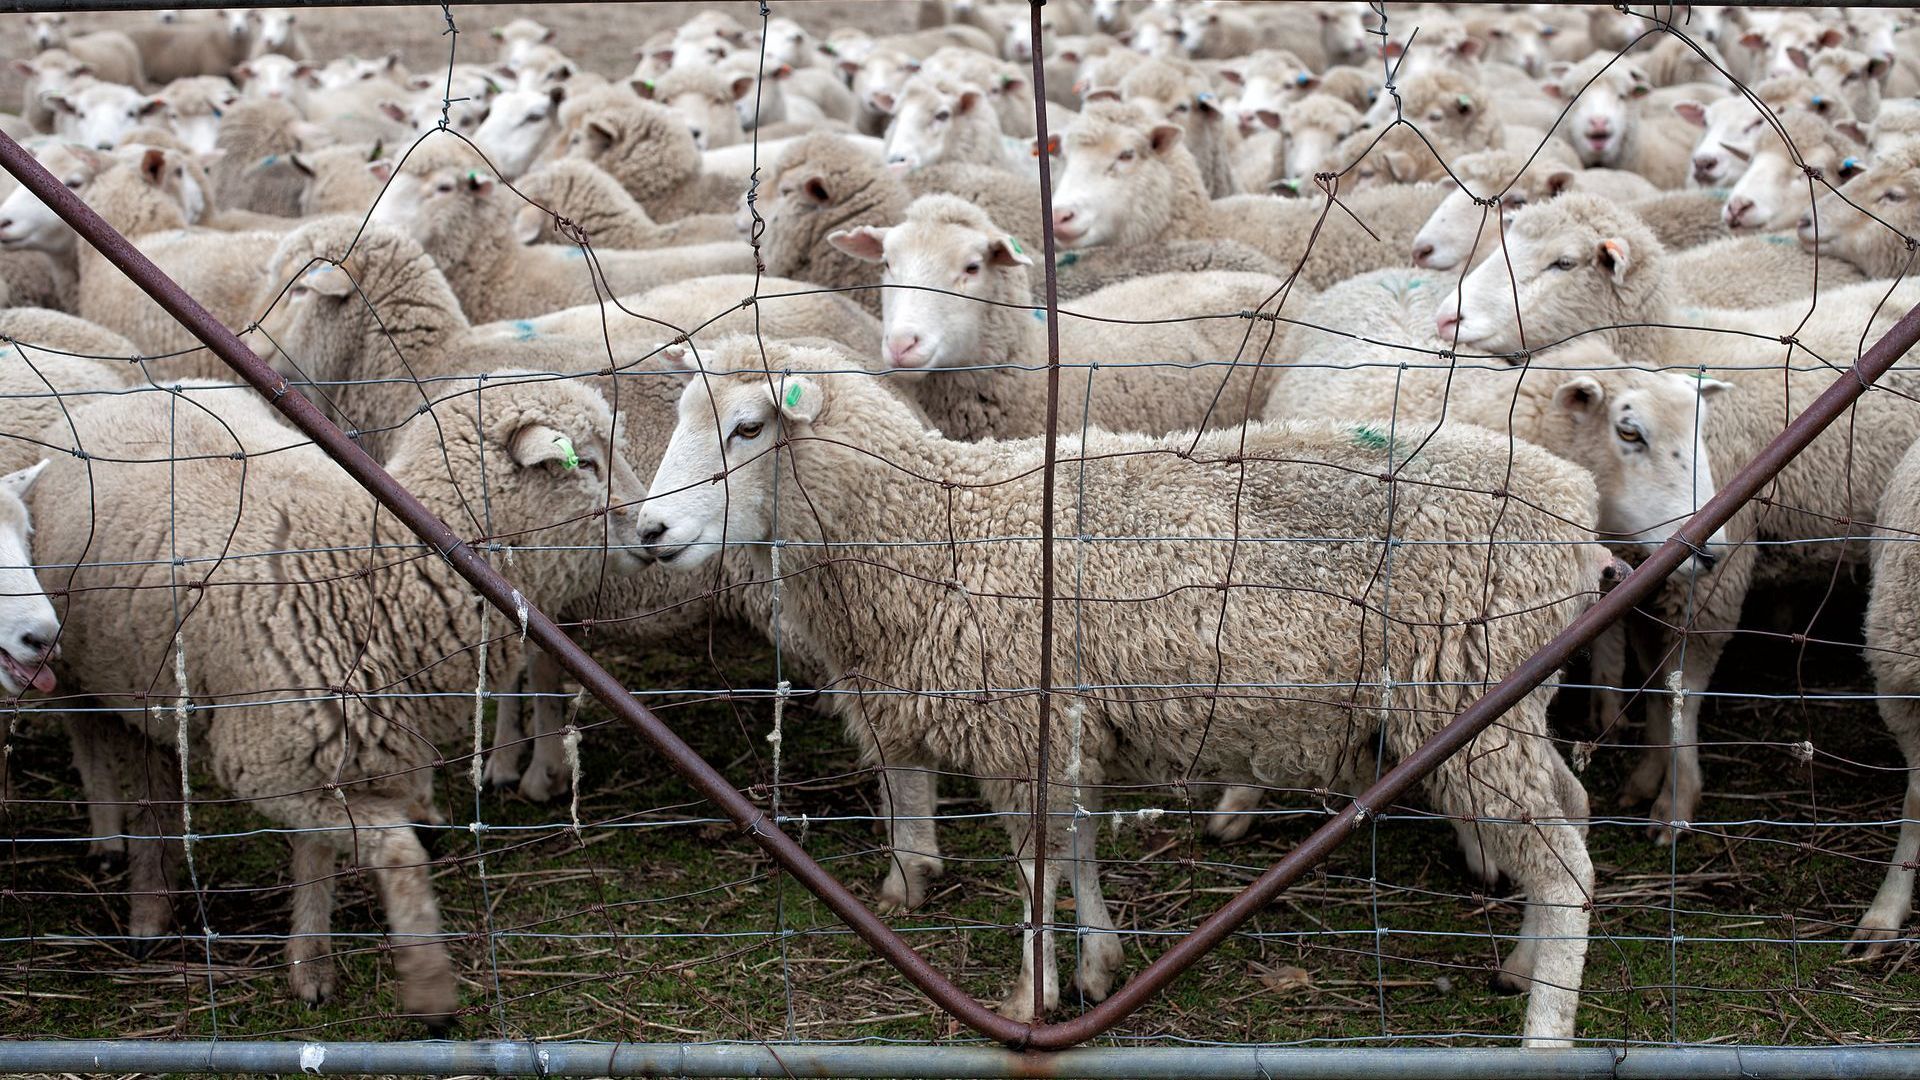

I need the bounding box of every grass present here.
[2,582,1918,1050]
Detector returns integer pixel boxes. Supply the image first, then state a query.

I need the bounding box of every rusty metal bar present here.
[1026,0,1063,1030]
[0,0,1907,9]
[9,87,1920,1054]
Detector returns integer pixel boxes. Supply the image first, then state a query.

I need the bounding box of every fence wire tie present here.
[470,599,490,792]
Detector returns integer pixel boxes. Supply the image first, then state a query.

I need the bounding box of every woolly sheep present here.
[13,51,94,135]
[1439,193,1920,831]
[207,98,324,217]
[35,366,646,1027]
[1410,147,1650,272]
[1666,231,1867,307]
[552,87,742,221]
[121,16,255,84]
[45,79,167,150]
[638,65,751,151]
[231,52,305,104]
[26,15,147,89]
[883,75,1020,174]
[0,458,59,695]
[511,159,737,248]
[758,132,1042,316]
[637,336,1605,1044]
[1799,137,1920,278]
[249,10,309,61]
[1856,435,1920,954]
[1545,56,1701,187]
[1623,188,1733,251]
[152,74,237,155]
[471,84,566,180]
[367,140,753,323]
[1721,109,1867,232]
[1673,93,1772,189]
[293,142,391,216]
[1048,102,1448,291]
[828,194,1285,438]
[491,16,555,71]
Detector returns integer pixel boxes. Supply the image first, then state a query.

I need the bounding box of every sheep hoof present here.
[1489,968,1529,996]
[291,963,336,1007]
[481,754,521,791]
[517,765,567,804]
[126,935,162,961]
[1073,962,1116,1003]
[1204,812,1253,843]
[1848,923,1905,958]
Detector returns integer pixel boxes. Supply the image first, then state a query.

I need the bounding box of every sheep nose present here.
[1724,196,1754,227]
[1691,155,1718,181]
[1435,311,1462,340]
[1585,117,1611,135]
[21,630,54,656]
[1412,241,1436,267]
[639,522,667,547]
[885,335,922,367]
[1050,208,1078,237]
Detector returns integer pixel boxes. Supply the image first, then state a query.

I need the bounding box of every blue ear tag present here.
[1294,72,1311,86]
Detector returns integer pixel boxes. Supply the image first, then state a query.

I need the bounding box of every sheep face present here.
[1436,197,1657,355]
[1411,176,1542,272]
[646,78,747,151]
[257,260,366,389]
[1800,147,1917,279]
[761,18,813,71]
[26,12,65,49]
[1547,362,1732,573]
[162,77,241,155]
[1721,119,1863,232]
[48,81,168,151]
[1123,10,1185,60]
[1218,51,1311,136]
[0,144,109,254]
[0,461,60,698]
[827,211,1031,370]
[1050,118,1186,247]
[256,10,298,51]
[1558,63,1653,168]
[1739,14,1846,82]
[1808,49,1888,124]
[850,51,919,119]
[234,54,307,103]
[472,86,562,180]
[883,79,994,172]
[1320,6,1374,68]
[1279,99,1360,183]
[491,16,554,69]
[639,363,821,569]
[488,383,648,575]
[220,7,256,44]
[1674,96,1766,190]
[370,160,496,252]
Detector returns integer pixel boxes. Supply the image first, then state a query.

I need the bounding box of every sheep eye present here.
[731,420,765,441]
[578,458,600,474]
[1173,103,1189,113]
[524,111,544,123]
[964,261,981,275]
[63,177,82,189]
[1550,257,1576,271]
[1615,422,1643,444]
[1118,148,1136,161]
[933,109,951,122]
[1883,189,1908,203]
[434,182,454,193]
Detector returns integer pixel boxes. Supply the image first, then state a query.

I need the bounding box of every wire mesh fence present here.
[0,0,1918,1073]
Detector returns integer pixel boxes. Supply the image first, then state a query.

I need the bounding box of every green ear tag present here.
[1008,236,1024,256]
[784,383,804,408]
[553,435,579,470]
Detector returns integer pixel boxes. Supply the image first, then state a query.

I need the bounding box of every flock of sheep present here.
[0,0,1917,1047]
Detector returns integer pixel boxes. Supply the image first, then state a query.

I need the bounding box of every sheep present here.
[915,44,1061,141]
[883,76,1020,175]
[231,52,306,104]
[637,335,1604,1045]
[471,84,566,180]
[1437,193,1920,832]
[249,10,309,61]
[207,98,324,217]
[1666,231,1867,307]
[511,159,737,249]
[1870,100,1920,153]
[1268,92,1362,189]
[0,457,59,694]
[1732,11,1846,85]
[1674,93,1772,190]
[1174,2,1260,60]
[1855,435,1920,955]
[637,65,751,151]
[121,16,255,84]
[151,74,238,155]
[45,79,167,150]
[367,139,753,323]
[1099,57,1236,196]
[1624,188,1733,251]
[1545,56,1702,188]
[1048,102,1449,292]
[827,194,1285,438]
[13,51,95,135]
[759,16,816,71]
[758,132,1042,317]
[551,87,743,221]
[1799,137,1920,279]
[491,16,555,71]
[1411,148,1654,273]
[1215,48,1314,136]
[294,142,390,216]
[1721,109,1867,232]
[23,18,146,89]
[35,362,646,1028]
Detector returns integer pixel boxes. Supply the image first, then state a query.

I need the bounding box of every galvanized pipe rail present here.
[5,0,1920,1052]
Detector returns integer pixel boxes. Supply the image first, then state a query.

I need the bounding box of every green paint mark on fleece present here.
[1350,424,1392,451]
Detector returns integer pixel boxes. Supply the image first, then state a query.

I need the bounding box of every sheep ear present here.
[1695,376,1733,399]
[301,264,355,298]
[43,93,75,115]
[138,147,169,187]
[1218,67,1243,85]
[1147,123,1184,155]
[631,77,657,99]
[584,119,617,153]
[9,59,35,77]
[1673,100,1707,127]
[957,88,984,114]
[871,90,897,114]
[988,234,1031,267]
[547,84,567,107]
[1818,27,1845,49]
[1787,46,1810,71]
[508,423,584,472]
[368,158,395,183]
[541,26,556,43]
[775,375,821,425]
[288,152,314,177]
[513,204,545,244]
[730,75,756,102]
[1596,237,1634,284]
[1553,375,1605,420]
[1545,170,1577,197]
[1740,30,1766,50]
[826,225,888,261]
[798,174,832,204]
[1453,35,1483,61]
[1836,120,1868,146]
[1255,108,1281,130]
[462,168,495,196]
[0,460,49,501]
[1867,56,1891,81]
[1721,140,1751,163]
[378,100,407,123]
[234,62,254,81]
[655,340,697,370]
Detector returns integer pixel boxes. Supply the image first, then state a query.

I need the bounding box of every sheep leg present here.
[1852,706,1920,956]
[1204,784,1263,842]
[63,714,129,870]
[516,649,571,803]
[1066,798,1122,1003]
[1586,622,1628,737]
[1619,618,1676,808]
[121,734,182,947]
[1452,817,1501,889]
[481,661,528,791]
[287,831,338,1006]
[876,766,943,913]
[1646,651,1711,844]
[293,793,458,1030]
[1000,854,1063,1022]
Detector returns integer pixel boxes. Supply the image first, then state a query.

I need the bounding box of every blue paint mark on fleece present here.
[511,320,538,342]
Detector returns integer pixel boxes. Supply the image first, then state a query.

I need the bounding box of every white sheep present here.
[1856,434,1920,954]
[1439,193,1920,833]
[121,14,255,84]
[471,84,565,180]
[35,368,646,1027]
[637,336,1606,1044]
[883,76,1019,175]
[23,16,146,89]
[1410,147,1651,273]
[1721,109,1867,232]
[1544,56,1704,188]
[45,79,167,149]
[1799,137,1920,279]
[511,158,737,248]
